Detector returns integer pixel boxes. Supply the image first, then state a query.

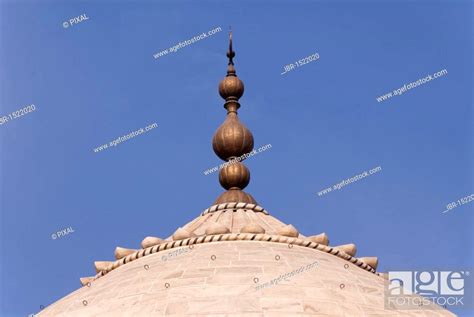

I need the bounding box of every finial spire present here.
[212,32,257,205]
[227,28,235,66]
[226,28,236,76]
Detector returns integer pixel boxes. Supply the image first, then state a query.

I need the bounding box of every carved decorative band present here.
[93,233,381,282]
[201,203,269,216]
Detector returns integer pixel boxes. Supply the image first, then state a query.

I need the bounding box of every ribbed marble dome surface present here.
[37,240,453,316]
[36,204,454,317]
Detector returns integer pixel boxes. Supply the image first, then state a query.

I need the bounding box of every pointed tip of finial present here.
[227,28,235,66]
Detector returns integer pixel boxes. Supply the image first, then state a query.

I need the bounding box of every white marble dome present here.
[37,203,455,316]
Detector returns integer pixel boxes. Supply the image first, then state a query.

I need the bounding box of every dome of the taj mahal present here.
[36,33,455,317]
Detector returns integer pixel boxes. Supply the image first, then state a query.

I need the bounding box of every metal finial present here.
[213,30,256,204]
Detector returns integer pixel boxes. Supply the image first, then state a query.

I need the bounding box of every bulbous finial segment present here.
[219,76,244,101]
[219,31,244,102]
[212,114,254,161]
[214,189,257,204]
[219,161,250,190]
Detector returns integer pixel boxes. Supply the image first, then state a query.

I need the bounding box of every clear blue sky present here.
[0,0,472,316]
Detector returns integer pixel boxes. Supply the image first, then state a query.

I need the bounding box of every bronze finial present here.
[212,32,256,205]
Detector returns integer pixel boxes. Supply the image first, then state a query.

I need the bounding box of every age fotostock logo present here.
[386,270,472,310]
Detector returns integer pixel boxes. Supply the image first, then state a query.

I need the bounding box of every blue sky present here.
[0,0,472,316]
